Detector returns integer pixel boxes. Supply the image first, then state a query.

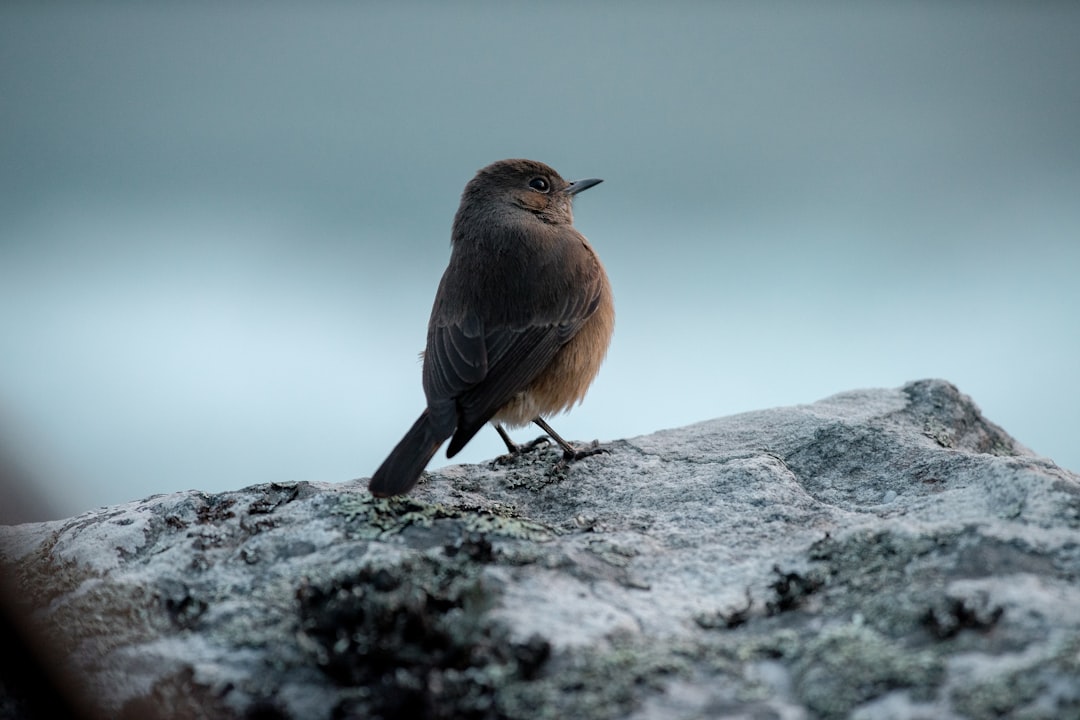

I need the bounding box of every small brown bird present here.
[368,158,614,497]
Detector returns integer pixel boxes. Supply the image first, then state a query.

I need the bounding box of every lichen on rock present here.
[2,379,1078,719]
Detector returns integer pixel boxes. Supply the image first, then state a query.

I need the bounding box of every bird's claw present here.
[553,441,608,470]
[492,435,552,466]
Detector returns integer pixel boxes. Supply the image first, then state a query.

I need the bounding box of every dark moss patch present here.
[295,543,698,720]
[921,597,1003,640]
[296,549,548,720]
[766,565,825,615]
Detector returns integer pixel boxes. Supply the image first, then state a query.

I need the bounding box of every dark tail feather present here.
[369,410,446,497]
[446,418,486,458]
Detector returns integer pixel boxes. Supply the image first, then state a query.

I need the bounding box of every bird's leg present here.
[532,417,608,468]
[492,423,551,465]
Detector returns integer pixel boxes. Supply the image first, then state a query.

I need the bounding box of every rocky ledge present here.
[2,379,1079,720]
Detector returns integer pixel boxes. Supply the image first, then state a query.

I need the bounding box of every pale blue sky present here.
[2,3,1078,520]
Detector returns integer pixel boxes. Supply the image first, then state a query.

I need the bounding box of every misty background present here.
[2,3,1078,522]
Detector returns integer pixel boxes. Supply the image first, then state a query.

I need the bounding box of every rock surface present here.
[2,379,1079,719]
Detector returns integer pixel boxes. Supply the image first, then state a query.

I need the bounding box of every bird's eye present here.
[528,177,550,193]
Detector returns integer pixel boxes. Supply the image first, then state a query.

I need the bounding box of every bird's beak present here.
[565,177,603,195]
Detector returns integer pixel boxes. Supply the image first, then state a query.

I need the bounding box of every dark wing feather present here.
[424,320,487,401]
[445,323,567,456]
[445,278,602,457]
[424,239,604,457]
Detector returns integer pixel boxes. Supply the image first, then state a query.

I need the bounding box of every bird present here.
[368,158,614,497]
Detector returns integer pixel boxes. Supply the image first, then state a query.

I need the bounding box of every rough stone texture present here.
[2,379,1079,719]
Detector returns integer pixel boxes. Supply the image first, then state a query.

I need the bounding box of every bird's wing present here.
[424,254,603,457]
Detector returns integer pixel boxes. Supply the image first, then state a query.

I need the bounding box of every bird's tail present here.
[368,410,447,497]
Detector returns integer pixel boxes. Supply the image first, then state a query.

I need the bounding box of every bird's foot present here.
[492,435,551,466]
[553,440,608,471]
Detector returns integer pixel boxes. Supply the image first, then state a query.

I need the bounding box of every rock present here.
[2,379,1078,719]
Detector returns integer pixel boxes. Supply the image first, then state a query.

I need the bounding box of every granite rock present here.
[2,379,1079,719]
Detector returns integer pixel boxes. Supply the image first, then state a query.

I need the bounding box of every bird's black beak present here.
[565,177,603,195]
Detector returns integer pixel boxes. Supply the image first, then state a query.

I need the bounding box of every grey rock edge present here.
[2,379,1079,720]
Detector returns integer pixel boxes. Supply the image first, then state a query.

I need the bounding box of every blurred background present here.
[2,3,1078,522]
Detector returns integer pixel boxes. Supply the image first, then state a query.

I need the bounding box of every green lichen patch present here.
[497,637,694,720]
[951,634,1080,720]
[333,493,554,542]
[805,529,966,638]
[791,623,943,719]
